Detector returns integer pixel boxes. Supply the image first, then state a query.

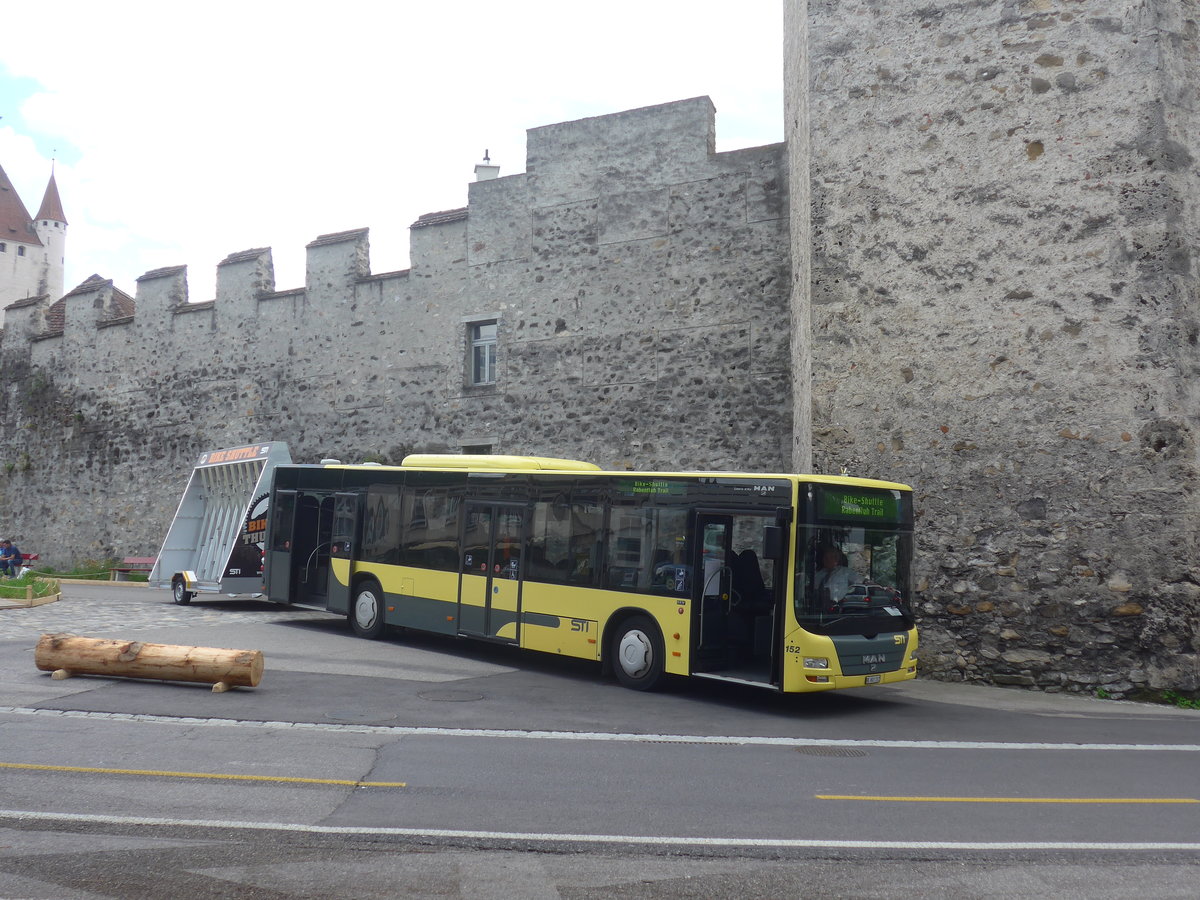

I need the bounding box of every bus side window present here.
[402,488,459,572]
[362,485,402,564]
[529,497,572,584]
[568,500,603,587]
[607,507,651,589]
[651,507,689,594]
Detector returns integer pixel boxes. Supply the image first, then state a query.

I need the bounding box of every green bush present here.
[1162,690,1200,710]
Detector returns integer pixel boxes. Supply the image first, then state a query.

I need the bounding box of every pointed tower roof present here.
[36,170,67,224]
[0,161,43,247]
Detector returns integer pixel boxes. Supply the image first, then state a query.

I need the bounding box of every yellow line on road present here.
[818,795,1198,804]
[0,761,405,788]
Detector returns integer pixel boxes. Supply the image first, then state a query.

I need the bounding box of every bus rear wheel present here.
[611,615,666,691]
[171,577,192,605]
[350,580,386,639]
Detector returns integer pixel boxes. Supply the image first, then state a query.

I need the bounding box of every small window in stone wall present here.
[17,246,25,257]
[468,321,497,386]
[0,243,6,252]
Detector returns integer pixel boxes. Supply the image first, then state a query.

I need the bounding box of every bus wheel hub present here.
[355,595,377,627]
[618,630,651,676]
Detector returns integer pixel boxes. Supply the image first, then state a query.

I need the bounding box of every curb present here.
[56,578,152,587]
[0,592,61,611]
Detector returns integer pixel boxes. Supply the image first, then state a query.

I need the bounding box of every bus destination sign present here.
[618,479,687,497]
[820,488,899,522]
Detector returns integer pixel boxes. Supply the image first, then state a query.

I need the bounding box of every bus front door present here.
[693,511,780,686]
[458,502,524,643]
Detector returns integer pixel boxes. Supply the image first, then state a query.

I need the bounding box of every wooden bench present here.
[110,556,156,581]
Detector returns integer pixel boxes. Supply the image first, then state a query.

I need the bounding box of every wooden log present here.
[35,633,263,688]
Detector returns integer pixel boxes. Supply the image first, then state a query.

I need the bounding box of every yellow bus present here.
[263,454,917,692]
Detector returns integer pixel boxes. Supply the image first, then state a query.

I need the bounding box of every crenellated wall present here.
[0,97,791,569]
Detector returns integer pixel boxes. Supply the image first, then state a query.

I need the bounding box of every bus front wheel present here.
[611,615,666,691]
[350,580,386,639]
[171,577,192,605]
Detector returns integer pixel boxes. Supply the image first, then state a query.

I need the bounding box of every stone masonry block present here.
[598,187,669,245]
[468,175,531,266]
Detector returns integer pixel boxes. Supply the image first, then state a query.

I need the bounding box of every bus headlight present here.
[803,657,829,669]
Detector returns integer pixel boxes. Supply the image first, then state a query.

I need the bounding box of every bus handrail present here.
[301,542,330,584]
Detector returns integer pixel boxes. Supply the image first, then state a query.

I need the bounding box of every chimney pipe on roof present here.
[474,149,500,182]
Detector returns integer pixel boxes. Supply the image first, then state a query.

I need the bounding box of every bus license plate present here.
[865,675,881,684]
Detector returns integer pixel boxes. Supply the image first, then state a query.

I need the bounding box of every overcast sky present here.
[1,1,782,303]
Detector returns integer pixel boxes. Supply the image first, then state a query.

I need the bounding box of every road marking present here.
[2,707,1198,752]
[1,809,1199,851]
[819,795,1199,804]
[0,761,405,788]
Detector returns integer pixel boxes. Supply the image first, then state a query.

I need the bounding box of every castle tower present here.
[33,168,67,301]
[0,161,45,311]
[0,161,66,321]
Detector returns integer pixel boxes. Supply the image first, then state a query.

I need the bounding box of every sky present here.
[0,1,783,303]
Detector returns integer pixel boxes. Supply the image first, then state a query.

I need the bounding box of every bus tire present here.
[350,580,386,639]
[171,577,193,606]
[611,615,666,691]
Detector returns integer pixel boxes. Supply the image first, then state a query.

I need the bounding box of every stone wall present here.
[0,98,791,567]
[789,0,1200,694]
[2,3,1196,695]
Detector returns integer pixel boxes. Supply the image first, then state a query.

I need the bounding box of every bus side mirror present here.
[762,526,785,560]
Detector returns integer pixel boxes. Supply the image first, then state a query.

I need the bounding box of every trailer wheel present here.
[350,580,385,639]
[171,577,193,606]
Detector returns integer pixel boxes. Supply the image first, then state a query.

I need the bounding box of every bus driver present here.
[815,544,855,603]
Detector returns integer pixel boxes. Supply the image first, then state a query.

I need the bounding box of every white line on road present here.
[1,809,1198,851]
[2,706,1199,752]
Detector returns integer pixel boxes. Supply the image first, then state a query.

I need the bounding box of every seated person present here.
[0,539,21,577]
[814,544,855,603]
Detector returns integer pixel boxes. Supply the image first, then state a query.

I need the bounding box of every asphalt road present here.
[1,582,1197,898]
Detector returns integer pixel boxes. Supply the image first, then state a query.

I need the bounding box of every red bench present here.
[110,557,156,581]
[0,553,37,577]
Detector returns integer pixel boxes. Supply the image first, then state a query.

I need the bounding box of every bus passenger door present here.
[458,502,523,643]
[488,506,524,641]
[694,515,732,669]
[693,510,781,686]
[326,492,361,615]
[266,490,297,602]
[291,494,334,608]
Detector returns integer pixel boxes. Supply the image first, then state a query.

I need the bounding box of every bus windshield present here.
[794,485,914,635]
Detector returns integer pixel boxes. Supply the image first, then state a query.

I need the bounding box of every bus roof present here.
[401,454,602,472]
[388,454,911,492]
